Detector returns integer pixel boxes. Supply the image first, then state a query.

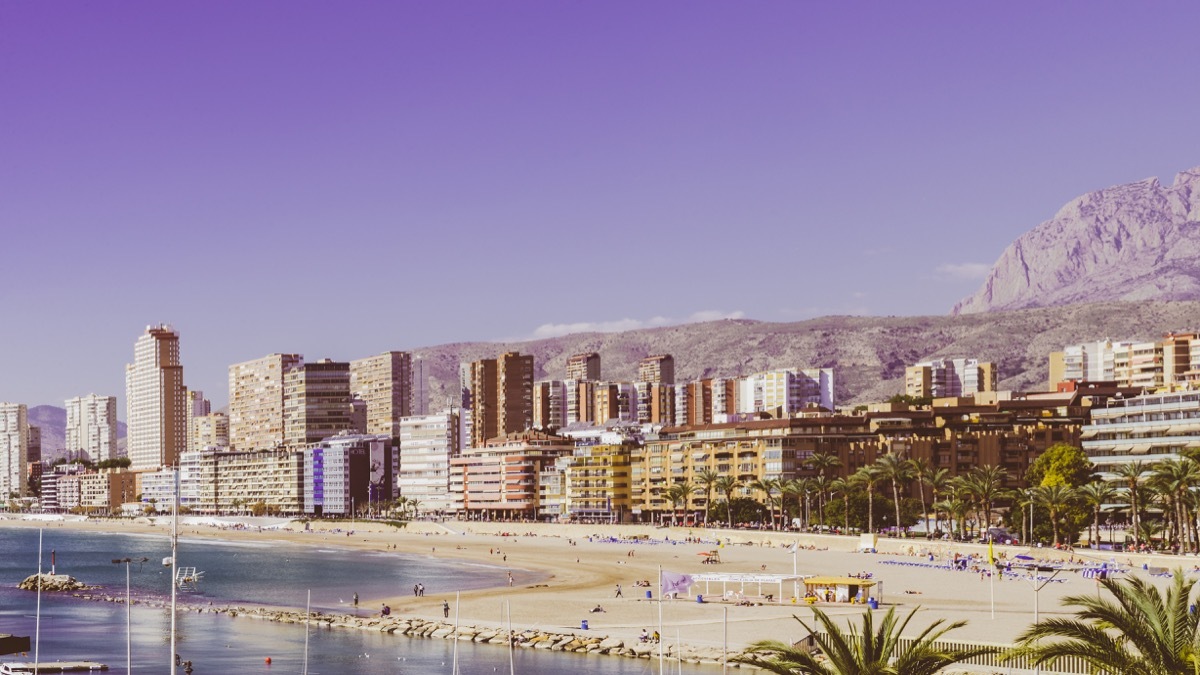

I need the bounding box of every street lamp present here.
[110,556,148,675]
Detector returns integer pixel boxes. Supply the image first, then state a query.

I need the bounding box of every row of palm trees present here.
[736,569,1200,674]
[660,450,1200,551]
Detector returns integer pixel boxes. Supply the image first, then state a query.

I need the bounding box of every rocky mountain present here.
[953,167,1200,315]
[411,300,1200,409]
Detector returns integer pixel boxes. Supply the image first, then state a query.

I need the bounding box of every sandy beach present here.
[3,516,1191,656]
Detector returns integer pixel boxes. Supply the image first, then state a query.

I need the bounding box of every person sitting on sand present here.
[380,604,391,616]
[590,604,606,613]
[640,628,650,643]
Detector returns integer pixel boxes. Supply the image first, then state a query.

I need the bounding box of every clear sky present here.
[3,1,1200,412]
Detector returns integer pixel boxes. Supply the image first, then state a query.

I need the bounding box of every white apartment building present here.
[0,403,28,499]
[1060,340,1127,382]
[1113,341,1162,389]
[65,394,119,463]
[737,368,835,416]
[397,411,463,515]
[1080,390,1200,472]
[125,325,187,470]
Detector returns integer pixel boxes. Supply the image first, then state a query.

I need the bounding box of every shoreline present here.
[4,515,1195,665]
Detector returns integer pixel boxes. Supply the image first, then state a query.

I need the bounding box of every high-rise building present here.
[638,355,675,385]
[397,411,463,515]
[738,368,835,416]
[283,359,355,448]
[468,351,534,448]
[0,403,28,498]
[189,413,229,452]
[350,351,412,438]
[65,394,119,463]
[228,353,303,451]
[566,353,601,381]
[125,325,187,471]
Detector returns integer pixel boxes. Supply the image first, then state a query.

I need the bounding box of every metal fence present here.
[800,633,1095,675]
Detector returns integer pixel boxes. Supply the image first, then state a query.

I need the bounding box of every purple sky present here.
[3,2,1200,412]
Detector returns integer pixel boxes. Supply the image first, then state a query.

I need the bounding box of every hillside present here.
[411,300,1200,409]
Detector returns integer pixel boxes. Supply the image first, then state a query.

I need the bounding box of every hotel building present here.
[125,325,187,470]
[350,351,413,437]
[64,394,119,463]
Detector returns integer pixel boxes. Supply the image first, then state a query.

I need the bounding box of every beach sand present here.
[3,516,1189,655]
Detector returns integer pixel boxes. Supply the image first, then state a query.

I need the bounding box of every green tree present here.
[1026,443,1094,488]
[735,606,996,674]
[1032,484,1076,546]
[828,477,851,534]
[853,465,884,534]
[1006,570,1200,673]
[806,451,841,528]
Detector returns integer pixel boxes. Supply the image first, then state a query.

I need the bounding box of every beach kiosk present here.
[803,576,877,604]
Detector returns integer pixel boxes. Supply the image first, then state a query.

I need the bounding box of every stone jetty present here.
[62,589,747,667]
[17,573,89,592]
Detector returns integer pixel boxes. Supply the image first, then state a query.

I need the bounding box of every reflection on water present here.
[0,528,718,674]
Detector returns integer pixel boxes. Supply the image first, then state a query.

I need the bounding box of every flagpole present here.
[988,536,995,619]
[722,606,728,675]
[658,564,664,675]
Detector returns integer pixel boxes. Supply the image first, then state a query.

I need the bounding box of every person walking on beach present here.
[353,592,358,608]
[614,584,623,598]
[413,584,419,596]
[508,572,514,587]
[443,600,450,618]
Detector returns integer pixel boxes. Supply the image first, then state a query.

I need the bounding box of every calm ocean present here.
[0,527,720,674]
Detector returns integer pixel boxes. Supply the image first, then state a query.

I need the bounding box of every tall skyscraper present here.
[65,394,119,463]
[412,355,429,416]
[284,359,355,448]
[228,353,303,451]
[125,325,187,471]
[0,403,28,498]
[469,351,534,448]
[638,355,675,385]
[566,353,601,381]
[350,351,412,437]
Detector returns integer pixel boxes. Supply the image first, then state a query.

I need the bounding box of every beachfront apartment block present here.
[350,351,413,437]
[449,430,573,518]
[283,359,356,448]
[397,411,463,516]
[532,380,567,430]
[64,394,119,463]
[228,353,303,451]
[0,402,28,498]
[1080,390,1200,473]
[125,325,188,471]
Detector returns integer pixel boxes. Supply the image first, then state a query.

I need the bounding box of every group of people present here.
[412,583,426,596]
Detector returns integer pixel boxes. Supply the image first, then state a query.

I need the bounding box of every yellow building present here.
[562,443,633,522]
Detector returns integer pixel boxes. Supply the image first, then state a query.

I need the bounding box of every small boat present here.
[0,662,109,674]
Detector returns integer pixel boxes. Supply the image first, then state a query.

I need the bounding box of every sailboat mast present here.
[170,466,179,673]
[303,589,311,675]
[35,528,42,672]
[506,600,514,675]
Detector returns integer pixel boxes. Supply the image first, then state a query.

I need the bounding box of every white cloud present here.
[935,262,992,280]
[529,310,744,340]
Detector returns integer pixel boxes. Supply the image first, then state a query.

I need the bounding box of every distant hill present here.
[29,405,126,463]
[410,301,1200,409]
[954,167,1200,314]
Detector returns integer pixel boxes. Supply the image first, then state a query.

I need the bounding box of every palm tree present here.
[807,451,841,529]
[1032,484,1076,547]
[1006,570,1200,674]
[875,452,912,537]
[1149,458,1200,552]
[966,465,1007,536]
[751,478,781,529]
[925,467,951,537]
[828,477,851,535]
[696,468,720,527]
[713,475,741,529]
[853,465,884,534]
[1112,461,1149,549]
[1076,481,1117,549]
[909,458,933,538]
[735,605,996,674]
[664,483,689,527]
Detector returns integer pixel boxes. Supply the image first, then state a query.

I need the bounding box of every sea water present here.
[0,527,720,674]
